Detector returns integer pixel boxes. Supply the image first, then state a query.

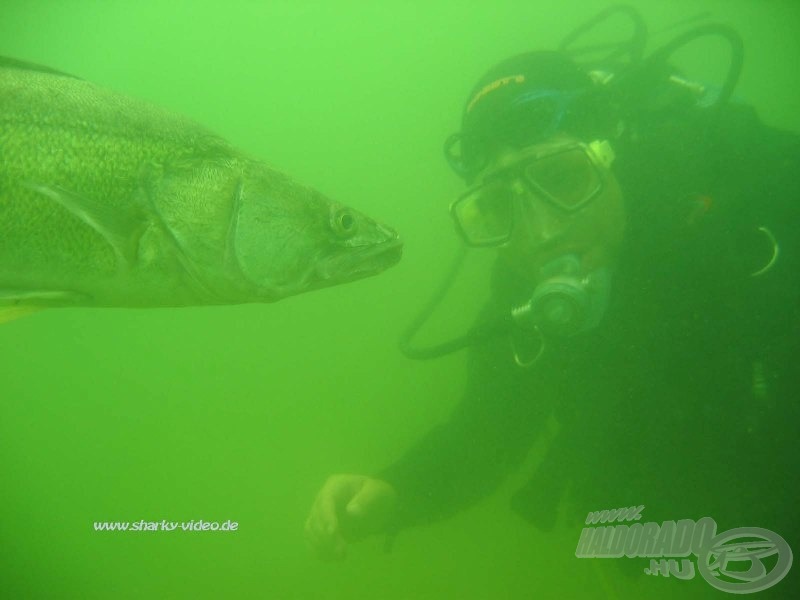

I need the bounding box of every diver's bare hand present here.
[305,474,397,561]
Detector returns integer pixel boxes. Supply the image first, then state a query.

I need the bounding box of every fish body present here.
[0,58,401,313]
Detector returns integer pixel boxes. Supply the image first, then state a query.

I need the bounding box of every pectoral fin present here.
[0,289,85,302]
[0,306,42,324]
[24,182,147,268]
[0,289,87,324]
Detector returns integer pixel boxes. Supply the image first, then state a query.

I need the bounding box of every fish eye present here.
[331,208,358,238]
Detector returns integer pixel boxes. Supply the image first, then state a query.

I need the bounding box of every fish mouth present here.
[247,237,402,302]
[315,237,403,287]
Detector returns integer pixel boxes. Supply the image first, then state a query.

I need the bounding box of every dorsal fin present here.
[0,56,79,79]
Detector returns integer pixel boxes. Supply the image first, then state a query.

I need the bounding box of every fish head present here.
[231,165,402,300]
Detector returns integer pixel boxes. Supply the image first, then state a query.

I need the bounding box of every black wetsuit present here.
[380,102,800,571]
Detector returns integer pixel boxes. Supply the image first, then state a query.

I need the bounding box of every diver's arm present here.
[303,308,542,560]
[378,308,552,531]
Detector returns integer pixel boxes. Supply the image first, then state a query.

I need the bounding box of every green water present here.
[2,1,798,598]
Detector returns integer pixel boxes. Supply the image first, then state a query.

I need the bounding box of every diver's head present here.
[446,52,625,287]
[445,51,619,183]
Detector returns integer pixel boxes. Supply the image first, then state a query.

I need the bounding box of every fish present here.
[0,57,402,323]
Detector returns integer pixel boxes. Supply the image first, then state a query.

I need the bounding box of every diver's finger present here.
[306,519,348,561]
[306,493,334,549]
[312,487,339,535]
[305,511,323,543]
[305,505,340,553]
[345,479,397,537]
[319,531,348,561]
[307,496,334,542]
[317,475,365,532]
[346,480,382,516]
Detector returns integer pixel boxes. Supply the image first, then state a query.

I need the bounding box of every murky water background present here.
[2,1,798,598]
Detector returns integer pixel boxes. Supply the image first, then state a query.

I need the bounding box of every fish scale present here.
[0,57,401,320]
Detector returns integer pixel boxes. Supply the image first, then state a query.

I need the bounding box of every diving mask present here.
[450,139,615,247]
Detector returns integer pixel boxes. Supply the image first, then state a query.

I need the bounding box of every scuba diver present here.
[305,6,799,593]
